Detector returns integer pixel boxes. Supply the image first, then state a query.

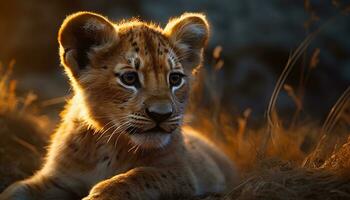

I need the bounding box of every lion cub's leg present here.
[0,181,31,200]
[0,173,81,200]
[83,167,196,200]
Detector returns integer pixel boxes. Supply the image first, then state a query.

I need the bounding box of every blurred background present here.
[0,0,349,125]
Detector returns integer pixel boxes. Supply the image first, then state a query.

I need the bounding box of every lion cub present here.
[0,12,237,200]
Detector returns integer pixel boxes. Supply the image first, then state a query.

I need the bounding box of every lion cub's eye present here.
[120,72,140,86]
[169,72,185,87]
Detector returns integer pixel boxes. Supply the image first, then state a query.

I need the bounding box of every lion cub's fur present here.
[0,12,237,200]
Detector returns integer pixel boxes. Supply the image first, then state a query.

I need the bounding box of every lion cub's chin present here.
[129,133,172,149]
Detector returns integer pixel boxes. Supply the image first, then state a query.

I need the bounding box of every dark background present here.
[0,0,349,124]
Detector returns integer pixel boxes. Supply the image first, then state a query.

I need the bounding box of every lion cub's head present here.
[58,12,209,149]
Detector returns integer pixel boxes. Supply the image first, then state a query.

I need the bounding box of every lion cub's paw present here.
[83,180,132,200]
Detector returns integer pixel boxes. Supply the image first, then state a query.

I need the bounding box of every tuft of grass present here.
[0,60,17,113]
[0,61,49,191]
[303,86,350,168]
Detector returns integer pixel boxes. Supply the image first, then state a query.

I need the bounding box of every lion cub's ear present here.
[58,12,117,78]
[164,13,209,70]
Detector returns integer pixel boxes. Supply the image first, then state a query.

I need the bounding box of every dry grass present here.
[0,61,49,190]
[184,37,349,199]
[183,5,350,198]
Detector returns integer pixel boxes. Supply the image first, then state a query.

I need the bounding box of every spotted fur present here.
[0,11,237,200]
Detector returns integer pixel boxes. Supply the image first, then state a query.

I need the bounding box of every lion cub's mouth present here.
[127,125,173,149]
[127,125,171,135]
[143,125,170,134]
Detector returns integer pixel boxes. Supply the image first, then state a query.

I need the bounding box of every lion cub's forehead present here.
[114,25,182,73]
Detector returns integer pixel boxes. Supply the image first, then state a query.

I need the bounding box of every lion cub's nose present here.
[146,102,173,123]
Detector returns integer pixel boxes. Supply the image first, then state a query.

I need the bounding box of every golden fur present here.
[0,11,237,200]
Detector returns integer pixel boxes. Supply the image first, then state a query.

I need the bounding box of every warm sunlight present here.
[0,1,349,200]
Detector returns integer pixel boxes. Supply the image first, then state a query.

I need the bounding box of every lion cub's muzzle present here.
[142,101,177,134]
[145,102,173,124]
